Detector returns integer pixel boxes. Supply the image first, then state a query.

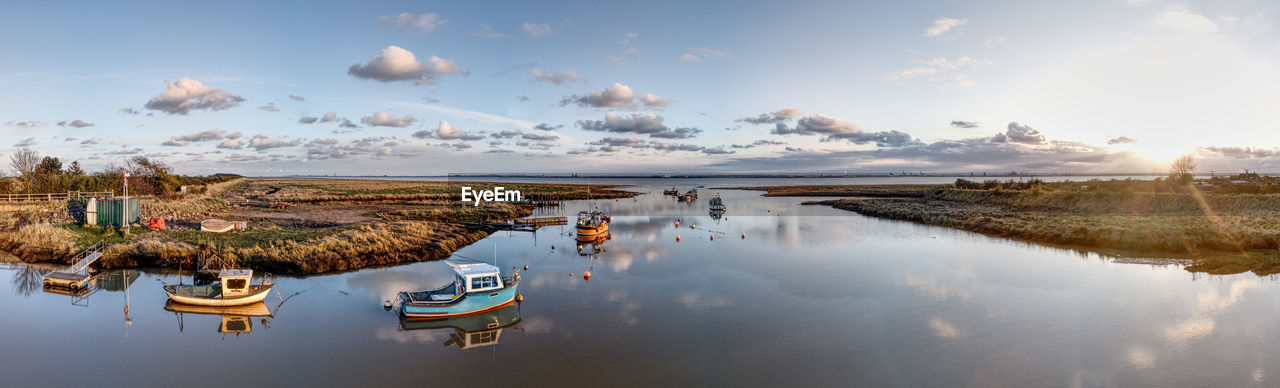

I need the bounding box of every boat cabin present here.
[219,269,254,298]
[451,263,505,294]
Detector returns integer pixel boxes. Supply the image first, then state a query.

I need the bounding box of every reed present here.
[0,177,636,273]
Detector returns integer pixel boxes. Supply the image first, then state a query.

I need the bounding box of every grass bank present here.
[747,179,1280,276]
[717,184,939,197]
[0,177,635,274]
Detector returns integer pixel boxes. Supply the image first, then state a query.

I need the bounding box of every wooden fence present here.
[0,191,114,202]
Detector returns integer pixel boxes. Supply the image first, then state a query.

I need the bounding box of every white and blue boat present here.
[398,261,521,319]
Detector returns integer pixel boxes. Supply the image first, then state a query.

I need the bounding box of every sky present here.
[1,0,1279,176]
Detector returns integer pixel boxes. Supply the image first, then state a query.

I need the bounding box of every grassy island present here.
[739,175,1280,275]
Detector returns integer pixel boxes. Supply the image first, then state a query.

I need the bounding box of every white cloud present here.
[521,22,552,38]
[419,120,484,140]
[473,24,506,38]
[641,94,670,108]
[378,13,447,35]
[925,17,967,37]
[560,83,671,110]
[530,68,585,85]
[248,134,300,151]
[144,78,245,115]
[984,35,1008,47]
[1155,6,1218,35]
[360,112,415,127]
[890,56,993,89]
[576,112,701,139]
[57,119,94,128]
[676,54,700,63]
[348,46,466,85]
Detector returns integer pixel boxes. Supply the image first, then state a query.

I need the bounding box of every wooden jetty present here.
[466,216,568,232]
[513,216,567,225]
[42,241,108,289]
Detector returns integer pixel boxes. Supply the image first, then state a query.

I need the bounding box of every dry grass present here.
[0,177,636,273]
[812,185,1280,275]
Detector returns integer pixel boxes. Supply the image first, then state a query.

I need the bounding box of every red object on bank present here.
[148,217,166,230]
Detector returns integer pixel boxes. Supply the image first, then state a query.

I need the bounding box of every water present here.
[2,180,1278,386]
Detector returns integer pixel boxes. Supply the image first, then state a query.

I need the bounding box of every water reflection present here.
[397,303,523,350]
[165,301,274,335]
[12,265,51,297]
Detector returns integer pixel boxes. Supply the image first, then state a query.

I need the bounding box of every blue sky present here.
[2,0,1279,175]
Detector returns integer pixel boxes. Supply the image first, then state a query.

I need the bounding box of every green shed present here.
[96,197,141,228]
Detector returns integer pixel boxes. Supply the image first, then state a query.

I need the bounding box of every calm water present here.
[3,179,1278,386]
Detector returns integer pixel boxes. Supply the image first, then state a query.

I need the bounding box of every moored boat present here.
[164,269,274,307]
[709,194,726,212]
[399,262,521,319]
[575,209,611,236]
[662,186,680,195]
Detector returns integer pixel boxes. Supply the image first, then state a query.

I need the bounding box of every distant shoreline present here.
[274,173,1212,179]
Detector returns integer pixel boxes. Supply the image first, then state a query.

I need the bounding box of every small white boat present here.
[164,269,274,307]
[200,219,236,233]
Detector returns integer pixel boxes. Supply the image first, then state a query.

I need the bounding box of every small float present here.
[164,269,274,307]
[398,261,521,319]
[575,209,612,236]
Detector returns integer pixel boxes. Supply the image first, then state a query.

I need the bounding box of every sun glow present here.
[1117,140,1197,164]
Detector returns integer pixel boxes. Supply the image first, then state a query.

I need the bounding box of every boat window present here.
[481,276,497,288]
[471,277,483,290]
[471,331,497,344]
[226,279,247,289]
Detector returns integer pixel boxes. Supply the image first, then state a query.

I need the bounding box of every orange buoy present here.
[676,235,681,242]
[516,294,524,302]
[523,265,529,271]
[741,233,746,239]
[675,221,680,227]
[710,235,714,241]
[583,271,591,280]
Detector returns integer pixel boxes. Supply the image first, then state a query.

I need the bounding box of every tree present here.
[1169,154,1196,183]
[66,161,85,176]
[9,148,39,193]
[36,156,62,175]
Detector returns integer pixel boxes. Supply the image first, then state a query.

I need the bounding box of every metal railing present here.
[0,191,113,202]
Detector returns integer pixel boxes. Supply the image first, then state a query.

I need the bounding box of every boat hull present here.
[401,283,520,319]
[576,223,609,236]
[165,285,274,307]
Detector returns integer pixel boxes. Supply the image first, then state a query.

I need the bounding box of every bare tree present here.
[9,148,39,193]
[1169,154,1196,183]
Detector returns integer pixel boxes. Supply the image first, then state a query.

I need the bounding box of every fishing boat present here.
[708,194,726,212]
[399,261,521,319]
[575,209,611,236]
[164,268,274,307]
[662,186,680,195]
[678,189,699,202]
[399,303,522,350]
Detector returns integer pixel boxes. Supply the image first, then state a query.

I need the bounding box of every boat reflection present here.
[164,300,274,335]
[397,303,523,350]
[575,232,611,253]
